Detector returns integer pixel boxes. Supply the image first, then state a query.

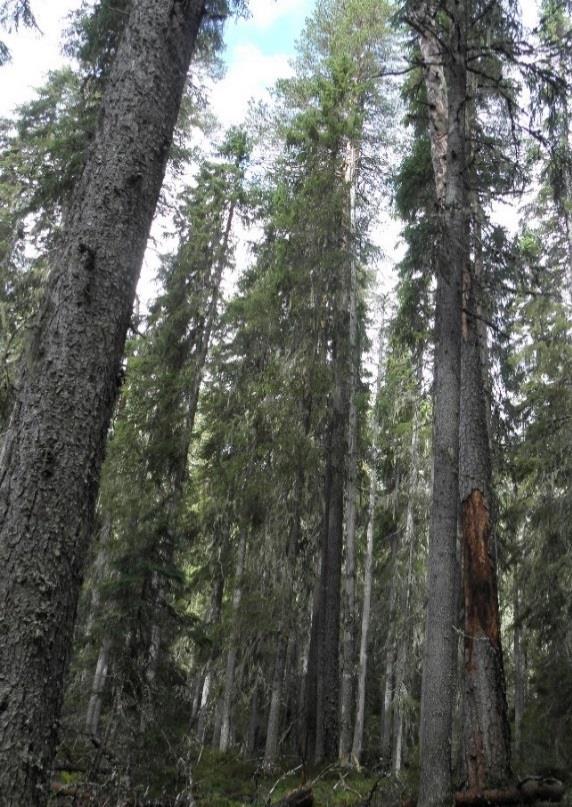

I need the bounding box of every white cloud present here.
[209,43,293,128]
[248,0,306,30]
[0,0,78,116]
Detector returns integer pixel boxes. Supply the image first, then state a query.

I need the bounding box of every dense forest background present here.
[0,0,571,806]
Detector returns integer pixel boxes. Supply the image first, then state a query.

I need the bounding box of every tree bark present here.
[513,576,525,761]
[317,273,351,761]
[85,636,112,740]
[351,314,385,764]
[417,1,468,804]
[392,353,423,776]
[339,140,359,764]
[459,231,511,791]
[381,549,398,765]
[0,2,205,803]
[219,529,247,752]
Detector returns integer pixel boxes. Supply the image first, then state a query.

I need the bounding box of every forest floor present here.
[192,750,414,806]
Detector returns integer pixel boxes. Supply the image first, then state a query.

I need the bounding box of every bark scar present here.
[462,489,499,656]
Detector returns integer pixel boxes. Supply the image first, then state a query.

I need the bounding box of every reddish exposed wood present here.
[274,786,314,806]
[462,489,499,655]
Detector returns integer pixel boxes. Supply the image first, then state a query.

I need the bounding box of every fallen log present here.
[455,778,565,805]
[401,777,565,807]
[273,786,314,807]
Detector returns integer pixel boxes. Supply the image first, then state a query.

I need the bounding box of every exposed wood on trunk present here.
[0,2,206,802]
[460,259,511,789]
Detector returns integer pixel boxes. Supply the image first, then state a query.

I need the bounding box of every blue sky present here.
[0,0,315,121]
[225,0,312,59]
[210,0,315,126]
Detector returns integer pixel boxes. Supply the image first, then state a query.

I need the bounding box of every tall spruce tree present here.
[0,2,245,802]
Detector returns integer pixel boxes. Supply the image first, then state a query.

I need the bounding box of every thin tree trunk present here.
[351,314,386,764]
[381,552,398,765]
[219,529,247,753]
[265,467,304,765]
[196,552,225,743]
[392,354,423,776]
[513,577,525,761]
[0,2,205,802]
[417,2,468,804]
[265,634,289,764]
[85,636,112,740]
[247,683,260,755]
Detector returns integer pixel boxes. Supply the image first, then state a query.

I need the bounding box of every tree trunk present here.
[513,575,525,761]
[318,310,350,761]
[351,314,385,764]
[196,552,225,743]
[392,355,423,776]
[247,682,260,756]
[417,2,468,804]
[85,636,112,740]
[381,550,398,765]
[219,529,247,752]
[459,235,511,790]
[0,2,205,803]
[265,634,289,764]
[339,141,359,763]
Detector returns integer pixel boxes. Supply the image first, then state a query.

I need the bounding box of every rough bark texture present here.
[265,468,304,765]
[351,317,385,764]
[513,578,525,760]
[0,2,205,804]
[317,257,351,761]
[392,355,422,775]
[417,2,468,804]
[339,141,359,763]
[381,544,398,764]
[219,530,247,752]
[460,260,511,789]
[85,636,112,740]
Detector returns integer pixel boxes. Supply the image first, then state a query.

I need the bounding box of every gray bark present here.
[265,634,289,764]
[459,202,511,793]
[392,355,423,776]
[265,467,304,765]
[339,140,359,763]
[219,529,247,752]
[513,577,525,761]
[351,315,385,764]
[417,2,468,804]
[196,554,225,743]
[0,2,205,803]
[85,636,112,740]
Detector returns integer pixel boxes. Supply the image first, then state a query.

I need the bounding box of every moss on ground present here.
[193,750,413,806]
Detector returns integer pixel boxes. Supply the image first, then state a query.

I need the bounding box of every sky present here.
[0,1,540,311]
[0,0,314,122]
[0,0,317,304]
